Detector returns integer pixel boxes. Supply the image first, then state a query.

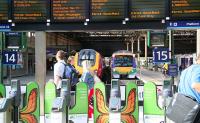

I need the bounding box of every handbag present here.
[166,93,200,123]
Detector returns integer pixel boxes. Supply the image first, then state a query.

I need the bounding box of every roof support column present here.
[197,29,200,55]
[35,32,46,116]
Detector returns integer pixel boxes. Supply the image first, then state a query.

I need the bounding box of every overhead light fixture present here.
[84,22,88,26]
[86,19,90,22]
[125,18,129,21]
[47,23,50,26]
[11,23,15,26]
[47,19,51,23]
[162,19,165,24]
[8,20,12,23]
[166,17,170,20]
[122,20,126,25]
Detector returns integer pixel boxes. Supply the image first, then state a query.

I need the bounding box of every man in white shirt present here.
[54,50,66,89]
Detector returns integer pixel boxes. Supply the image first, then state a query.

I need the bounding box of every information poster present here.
[0,0,9,21]
[171,0,200,19]
[91,0,125,21]
[52,0,86,22]
[13,0,47,22]
[131,0,165,20]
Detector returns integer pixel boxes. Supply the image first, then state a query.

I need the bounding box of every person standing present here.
[54,50,72,95]
[178,54,200,122]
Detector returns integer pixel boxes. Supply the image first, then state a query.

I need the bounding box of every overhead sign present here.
[167,20,200,28]
[2,51,18,65]
[91,0,125,21]
[153,48,169,63]
[13,0,47,22]
[0,24,10,32]
[52,0,87,22]
[0,0,9,21]
[168,64,178,77]
[131,0,166,20]
[171,0,200,19]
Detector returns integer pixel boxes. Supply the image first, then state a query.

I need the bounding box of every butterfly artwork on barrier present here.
[20,88,38,123]
[95,88,137,123]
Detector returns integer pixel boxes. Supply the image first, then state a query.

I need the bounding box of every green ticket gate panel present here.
[0,83,5,98]
[143,82,164,123]
[20,82,40,123]
[69,82,88,123]
[94,82,139,123]
[0,83,8,123]
[44,82,56,122]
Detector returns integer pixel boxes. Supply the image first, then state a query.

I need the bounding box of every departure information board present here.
[91,0,125,21]
[131,0,165,20]
[0,0,9,21]
[13,0,47,22]
[171,0,200,19]
[52,0,86,22]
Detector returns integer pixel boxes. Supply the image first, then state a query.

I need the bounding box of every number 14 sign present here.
[153,48,169,63]
[2,51,18,65]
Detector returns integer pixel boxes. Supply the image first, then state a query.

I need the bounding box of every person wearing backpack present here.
[67,56,79,91]
[54,50,72,95]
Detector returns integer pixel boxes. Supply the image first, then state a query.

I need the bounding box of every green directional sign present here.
[20,82,40,123]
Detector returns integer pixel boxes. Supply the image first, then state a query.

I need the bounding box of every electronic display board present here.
[0,0,9,21]
[13,0,47,22]
[52,0,86,22]
[171,0,200,19]
[91,0,125,21]
[131,0,165,20]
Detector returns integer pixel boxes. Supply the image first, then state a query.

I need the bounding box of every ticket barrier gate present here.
[51,79,71,123]
[109,79,121,123]
[94,81,139,123]
[0,80,21,123]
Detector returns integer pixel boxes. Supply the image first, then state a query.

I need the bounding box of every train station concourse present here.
[0,0,200,123]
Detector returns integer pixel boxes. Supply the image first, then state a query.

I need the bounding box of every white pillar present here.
[35,32,46,116]
[144,33,148,66]
[131,40,134,53]
[197,29,200,56]
[126,42,129,51]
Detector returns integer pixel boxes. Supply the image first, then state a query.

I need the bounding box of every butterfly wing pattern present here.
[94,82,138,123]
[20,82,39,123]
[121,88,137,123]
[95,88,109,123]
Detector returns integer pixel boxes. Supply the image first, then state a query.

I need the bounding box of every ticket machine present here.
[51,79,71,123]
[109,79,121,123]
[0,80,21,123]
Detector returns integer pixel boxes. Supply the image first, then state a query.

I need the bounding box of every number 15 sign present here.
[153,48,169,63]
[2,51,18,65]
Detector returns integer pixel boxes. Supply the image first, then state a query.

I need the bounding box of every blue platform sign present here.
[2,51,18,65]
[153,47,169,63]
[168,64,178,77]
[0,24,11,32]
[167,21,200,29]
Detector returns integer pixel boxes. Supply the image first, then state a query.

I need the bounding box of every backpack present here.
[61,62,78,86]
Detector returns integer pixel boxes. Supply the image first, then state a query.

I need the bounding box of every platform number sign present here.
[153,48,169,63]
[2,51,18,65]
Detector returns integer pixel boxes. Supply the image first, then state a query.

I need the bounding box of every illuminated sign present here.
[131,0,165,20]
[0,0,9,21]
[13,0,47,22]
[91,0,125,21]
[52,0,86,22]
[171,0,200,19]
